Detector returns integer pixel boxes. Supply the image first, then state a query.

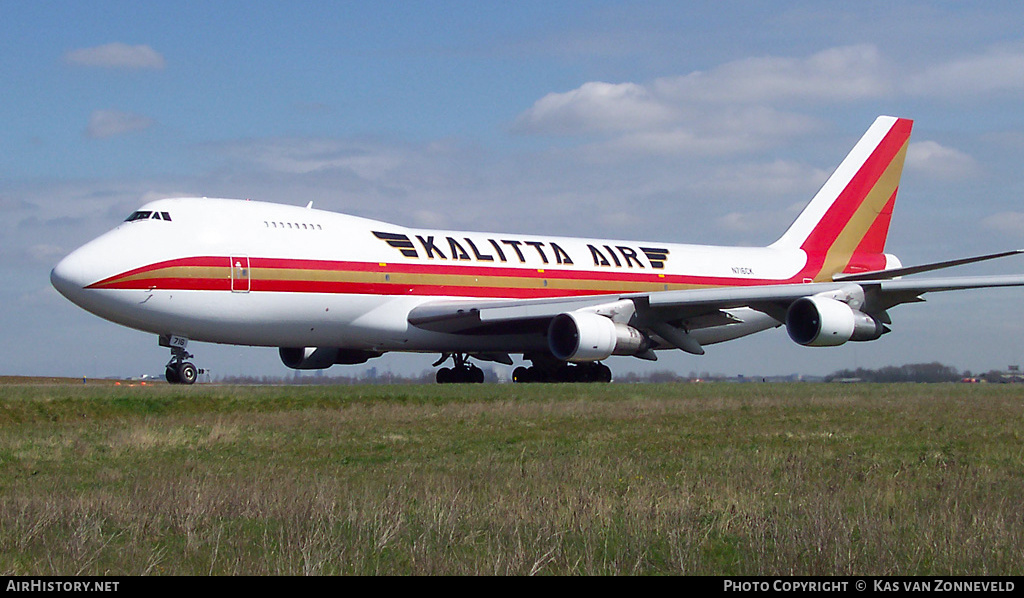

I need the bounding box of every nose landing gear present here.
[160,335,204,385]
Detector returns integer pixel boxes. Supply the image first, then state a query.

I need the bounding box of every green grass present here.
[0,381,1021,575]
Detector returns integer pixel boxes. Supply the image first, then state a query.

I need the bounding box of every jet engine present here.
[786,296,886,347]
[279,347,383,369]
[548,311,648,362]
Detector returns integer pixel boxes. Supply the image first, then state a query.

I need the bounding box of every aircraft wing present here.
[832,249,1024,282]
[406,281,845,340]
[407,282,860,333]
[408,295,623,335]
[638,274,1024,314]
[862,275,1024,311]
[408,272,1024,354]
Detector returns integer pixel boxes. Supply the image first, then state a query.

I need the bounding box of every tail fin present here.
[771,115,913,281]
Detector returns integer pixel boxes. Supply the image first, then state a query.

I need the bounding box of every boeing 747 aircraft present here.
[51,116,1024,383]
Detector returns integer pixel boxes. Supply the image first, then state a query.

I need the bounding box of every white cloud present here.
[905,140,980,179]
[219,138,404,179]
[652,44,891,104]
[86,110,154,139]
[704,159,829,198]
[64,43,166,70]
[716,211,770,235]
[906,46,1024,97]
[981,212,1024,237]
[512,45,883,154]
[514,42,1024,159]
[26,243,65,265]
[598,108,823,156]
[409,209,450,228]
[512,81,675,135]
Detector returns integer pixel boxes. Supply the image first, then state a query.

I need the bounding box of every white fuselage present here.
[51,197,828,354]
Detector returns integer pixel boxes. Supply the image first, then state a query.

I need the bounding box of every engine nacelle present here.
[279,347,382,370]
[548,312,648,362]
[786,296,886,347]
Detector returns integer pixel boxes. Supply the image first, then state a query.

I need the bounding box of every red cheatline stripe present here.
[250,256,758,285]
[87,256,228,289]
[250,280,624,298]
[87,255,826,297]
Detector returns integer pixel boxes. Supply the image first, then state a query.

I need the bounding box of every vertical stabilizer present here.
[771,116,913,281]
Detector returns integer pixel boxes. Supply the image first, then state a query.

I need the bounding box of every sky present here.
[5,1,1024,380]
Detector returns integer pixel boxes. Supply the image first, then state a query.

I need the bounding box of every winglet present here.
[771,116,914,281]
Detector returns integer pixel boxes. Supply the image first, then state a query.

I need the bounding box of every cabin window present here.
[265,220,323,231]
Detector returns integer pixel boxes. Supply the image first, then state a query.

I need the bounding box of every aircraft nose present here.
[51,246,100,304]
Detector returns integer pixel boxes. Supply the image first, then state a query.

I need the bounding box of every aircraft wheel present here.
[554,364,576,383]
[177,362,199,385]
[436,367,453,384]
[574,364,594,383]
[469,366,485,384]
[165,366,180,384]
[596,363,612,383]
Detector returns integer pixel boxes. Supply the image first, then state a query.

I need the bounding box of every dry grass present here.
[0,382,1021,574]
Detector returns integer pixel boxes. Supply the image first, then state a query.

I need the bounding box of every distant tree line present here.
[824,362,1023,383]
[209,362,1020,385]
[613,370,690,383]
[216,371,439,385]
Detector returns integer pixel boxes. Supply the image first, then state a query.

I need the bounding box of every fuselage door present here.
[230,255,250,293]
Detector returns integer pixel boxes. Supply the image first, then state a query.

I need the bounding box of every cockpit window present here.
[125,211,172,222]
[125,211,151,221]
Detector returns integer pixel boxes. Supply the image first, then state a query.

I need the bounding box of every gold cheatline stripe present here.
[261,268,696,293]
[100,264,721,293]
[816,139,909,281]
[94,266,229,287]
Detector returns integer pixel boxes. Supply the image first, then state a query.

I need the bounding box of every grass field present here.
[0,379,1021,575]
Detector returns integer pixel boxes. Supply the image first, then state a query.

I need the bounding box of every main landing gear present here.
[431,353,613,384]
[433,353,485,384]
[512,361,612,383]
[160,335,204,385]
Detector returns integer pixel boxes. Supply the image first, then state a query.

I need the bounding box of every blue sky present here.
[5,1,1024,379]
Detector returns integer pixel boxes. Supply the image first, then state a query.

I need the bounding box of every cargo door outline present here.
[230,255,250,293]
